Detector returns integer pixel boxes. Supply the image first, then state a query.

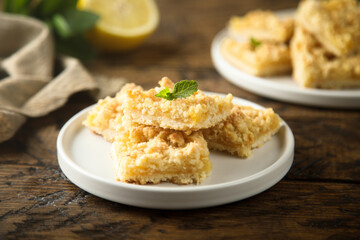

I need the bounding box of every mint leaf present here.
[250,37,261,49]
[155,80,198,101]
[155,87,174,100]
[172,80,198,99]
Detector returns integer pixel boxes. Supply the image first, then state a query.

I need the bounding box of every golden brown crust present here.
[122,77,233,131]
[291,27,360,89]
[221,37,292,76]
[229,10,294,42]
[239,106,282,148]
[82,96,121,142]
[296,0,360,56]
[202,105,282,158]
[83,80,283,185]
[202,106,255,158]
[82,83,142,142]
[111,116,211,185]
[84,82,212,185]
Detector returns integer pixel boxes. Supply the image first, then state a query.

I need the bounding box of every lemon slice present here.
[78,0,160,52]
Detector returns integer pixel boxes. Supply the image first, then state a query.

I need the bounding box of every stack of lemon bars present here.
[83,77,282,185]
[221,0,360,89]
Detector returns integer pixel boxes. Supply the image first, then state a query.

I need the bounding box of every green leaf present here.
[4,0,32,15]
[34,0,62,18]
[3,0,99,60]
[51,9,99,39]
[155,80,198,101]
[34,0,77,19]
[172,80,198,99]
[250,37,261,49]
[55,35,97,61]
[155,87,174,100]
[52,14,72,38]
[62,9,99,35]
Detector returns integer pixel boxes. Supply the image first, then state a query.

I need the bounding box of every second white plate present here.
[211,29,360,108]
[57,95,294,209]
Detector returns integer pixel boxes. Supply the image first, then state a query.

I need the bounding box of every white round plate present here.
[211,30,360,109]
[57,95,294,209]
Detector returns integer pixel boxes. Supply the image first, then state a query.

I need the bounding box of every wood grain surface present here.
[1,0,359,239]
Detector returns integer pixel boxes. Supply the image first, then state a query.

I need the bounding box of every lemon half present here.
[78,0,160,52]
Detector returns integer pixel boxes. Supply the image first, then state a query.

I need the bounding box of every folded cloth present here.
[0,13,126,143]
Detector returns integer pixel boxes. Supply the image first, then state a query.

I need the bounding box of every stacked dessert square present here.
[83,77,282,185]
[221,0,360,89]
[223,10,294,76]
[292,0,360,88]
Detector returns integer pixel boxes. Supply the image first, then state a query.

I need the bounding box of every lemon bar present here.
[84,82,212,185]
[239,106,282,149]
[296,0,360,56]
[221,37,291,76]
[229,10,294,43]
[291,27,360,89]
[82,96,120,142]
[111,120,211,185]
[121,77,233,131]
[202,105,282,158]
[83,83,141,142]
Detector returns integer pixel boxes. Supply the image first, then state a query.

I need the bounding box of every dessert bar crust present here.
[296,0,360,56]
[111,117,211,185]
[122,77,233,131]
[202,105,282,158]
[229,10,294,43]
[221,37,292,76]
[291,27,360,89]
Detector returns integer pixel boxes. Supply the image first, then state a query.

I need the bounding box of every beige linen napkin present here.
[0,13,126,143]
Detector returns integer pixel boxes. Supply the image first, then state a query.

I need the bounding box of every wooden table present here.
[1,0,359,239]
